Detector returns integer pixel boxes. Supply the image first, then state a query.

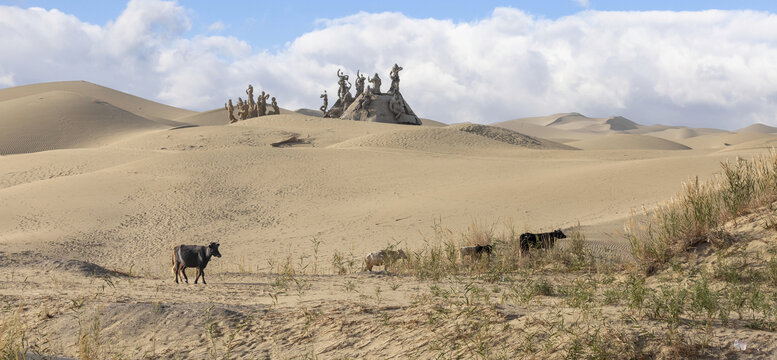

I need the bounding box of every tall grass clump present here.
[0,306,50,360]
[0,307,28,360]
[398,219,610,281]
[627,150,777,272]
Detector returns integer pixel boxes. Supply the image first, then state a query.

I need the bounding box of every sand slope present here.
[494,113,639,133]
[486,120,599,142]
[567,134,691,150]
[0,81,194,121]
[330,123,575,152]
[677,132,775,150]
[0,91,167,155]
[295,108,324,117]
[645,127,730,141]
[737,123,777,134]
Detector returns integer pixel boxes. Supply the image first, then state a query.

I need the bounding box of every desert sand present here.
[2,82,777,358]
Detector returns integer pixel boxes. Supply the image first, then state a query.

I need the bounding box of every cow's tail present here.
[171,249,176,276]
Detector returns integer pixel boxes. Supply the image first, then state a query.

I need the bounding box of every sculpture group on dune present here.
[225,85,280,123]
[321,63,421,125]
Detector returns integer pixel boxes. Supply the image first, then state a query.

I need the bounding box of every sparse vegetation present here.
[626,151,777,271]
[9,152,777,358]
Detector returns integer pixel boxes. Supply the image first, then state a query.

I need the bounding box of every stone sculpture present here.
[342,90,354,112]
[262,93,270,115]
[258,91,270,116]
[238,101,250,120]
[355,70,366,97]
[320,63,418,124]
[246,85,257,117]
[224,99,237,123]
[337,69,350,100]
[368,73,382,94]
[270,97,279,115]
[389,91,406,120]
[225,86,279,121]
[320,91,328,113]
[336,63,420,125]
[389,63,402,94]
[246,85,255,106]
[362,86,373,108]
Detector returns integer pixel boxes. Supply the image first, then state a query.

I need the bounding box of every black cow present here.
[519,230,566,252]
[171,242,222,284]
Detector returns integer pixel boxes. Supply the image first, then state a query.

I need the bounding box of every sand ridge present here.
[0,90,168,155]
[0,81,195,121]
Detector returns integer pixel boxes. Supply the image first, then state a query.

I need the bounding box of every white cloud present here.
[0,73,14,88]
[574,0,590,8]
[207,21,226,32]
[1,2,777,129]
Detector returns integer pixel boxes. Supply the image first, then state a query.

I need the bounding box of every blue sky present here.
[2,1,777,128]
[7,0,777,50]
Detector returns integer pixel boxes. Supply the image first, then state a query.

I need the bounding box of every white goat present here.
[364,249,407,272]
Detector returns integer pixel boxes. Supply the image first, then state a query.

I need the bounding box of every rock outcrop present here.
[340,90,421,125]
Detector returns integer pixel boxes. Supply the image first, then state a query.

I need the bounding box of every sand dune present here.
[720,135,777,151]
[488,120,598,142]
[495,112,640,134]
[0,81,194,121]
[419,118,447,127]
[175,107,230,126]
[449,124,576,149]
[295,108,324,117]
[331,123,574,152]
[0,90,167,155]
[736,123,777,134]
[567,133,691,150]
[677,132,774,150]
[645,127,703,140]
[510,112,591,127]
[603,116,640,131]
[644,127,731,141]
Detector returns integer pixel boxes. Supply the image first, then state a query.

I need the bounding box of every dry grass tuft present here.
[626,150,777,272]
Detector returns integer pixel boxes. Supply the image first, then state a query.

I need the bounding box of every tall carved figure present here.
[337,69,350,100]
[270,97,279,115]
[355,70,366,97]
[320,91,328,113]
[238,101,250,120]
[246,85,255,106]
[224,99,237,123]
[368,73,382,94]
[389,91,405,120]
[389,63,403,94]
[260,92,270,116]
[246,85,257,117]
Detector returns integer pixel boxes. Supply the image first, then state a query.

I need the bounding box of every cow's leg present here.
[181,267,189,284]
[194,267,201,284]
[200,268,206,285]
[174,262,181,283]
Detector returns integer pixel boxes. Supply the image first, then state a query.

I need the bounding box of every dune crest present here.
[0,81,194,121]
[331,124,574,152]
[736,123,777,134]
[0,90,167,155]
